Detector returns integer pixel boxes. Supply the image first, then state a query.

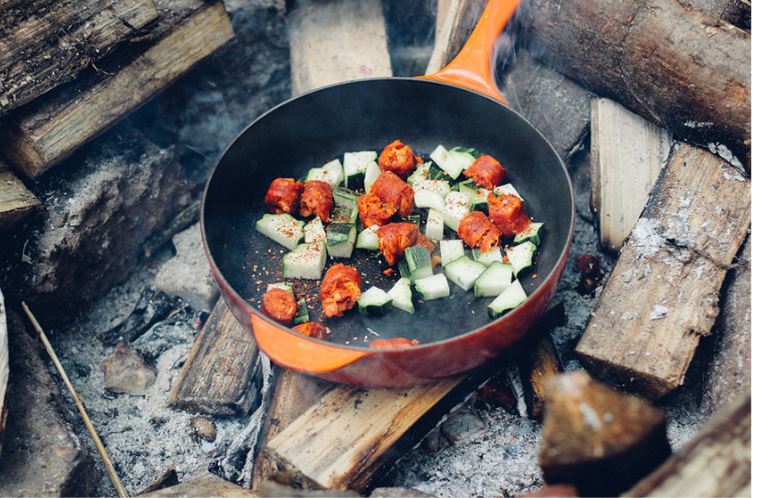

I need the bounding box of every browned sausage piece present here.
[371,171,415,217]
[265,178,303,214]
[293,322,328,340]
[320,264,362,318]
[261,288,297,324]
[458,211,502,252]
[463,154,507,190]
[300,180,333,222]
[378,139,423,179]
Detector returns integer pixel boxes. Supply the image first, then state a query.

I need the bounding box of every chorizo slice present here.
[357,193,396,227]
[293,322,328,340]
[300,180,333,222]
[488,192,531,238]
[371,171,415,217]
[261,288,297,324]
[320,264,362,318]
[376,222,431,266]
[458,211,502,252]
[463,154,507,190]
[369,337,420,348]
[265,178,303,214]
[378,140,423,179]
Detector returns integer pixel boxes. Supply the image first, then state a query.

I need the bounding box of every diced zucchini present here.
[493,183,523,200]
[255,213,304,250]
[398,259,411,279]
[506,242,537,276]
[333,187,358,209]
[442,191,471,231]
[326,223,357,258]
[414,190,445,212]
[472,246,503,266]
[266,282,293,293]
[440,239,465,266]
[430,145,472,180]
[474,262,513,297]
[358,286,393,316]
[487,280,528,319]
[427,163,454,182]
[332,206,358,224]
[514,222,544,246]
[413,274,450,300]
[425,209,444,241]
[458,179,490,212]
[450,146,482,159]
[412,179,451,198]
[355,225,380,250]
[293,298,309,324]
[343,151,377,189]
[306,159,343,188]
[443,256,486,291]
[407,162,431,187]
[364,160,382,192]
[304,217,326,245]
[387,278,414,313]
[404,246,433,281]
[283,242,327,280]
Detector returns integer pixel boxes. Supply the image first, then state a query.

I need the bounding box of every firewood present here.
[426,0,486,74]
[624,392,750,497]
[0,0,159,115]
[169,301,261,416]
[590,98,672,251]
[0,0,234,178]
[524,0,751,163]
[142,475,255,497]
[0,290,7,451]
[0,160,39,231]
[539,371,671,496]
[576,144,751,399]
[521,335,562,419]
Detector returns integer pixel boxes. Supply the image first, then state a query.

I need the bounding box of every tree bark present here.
[524,0,751,164]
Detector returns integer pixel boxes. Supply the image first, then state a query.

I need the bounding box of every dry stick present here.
[21,302,129,498]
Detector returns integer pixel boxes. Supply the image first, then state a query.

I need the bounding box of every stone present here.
[702,235,751,417]
[0,312,96,496]
[191,416,217,442]
[155,224,219,311]
[421,426,448,454]
[440,406,486,446]
[501,50,593,160]
[102,340,158,395]
[370,487,436,497]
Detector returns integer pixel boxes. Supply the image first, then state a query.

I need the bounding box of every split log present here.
[426,0,486,74]
[0,0,235,177]
[521,335,562,419]
[524,0,751,164]
[0,160,39,231]
[169,301,261,416]
[576,144,751,399]
[590,98,672,251]
[539,371,671,496]
[624,392,750,497]
[142,475,255,497]
[687,0,751,28]
[0,0,159,114]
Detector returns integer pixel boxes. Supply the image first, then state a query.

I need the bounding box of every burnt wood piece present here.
[426,0,486,74]
[100,287,179,346]
[143,200,201,258]
[136,467,179,496]
[524,0,751,164]
[169,301,261,416]
[0,0,158,115]
[142,475,255,497]
[0,0,234,178]
[0,160,39,232]
[576,144,751,399]
[521,335,562,420]
[623,392,750,497]
[539,371,671,496]
[590,98,672,251]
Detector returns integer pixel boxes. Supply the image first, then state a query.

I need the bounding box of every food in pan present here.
[255,139,544,345]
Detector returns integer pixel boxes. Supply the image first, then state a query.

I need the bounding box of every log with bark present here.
[523,0,751,164]
[0,0,235,177]
[576,144,751,399]
[0,0,159,115]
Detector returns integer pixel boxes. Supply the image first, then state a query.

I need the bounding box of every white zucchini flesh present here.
[363,161,382,192]
[506,241,537,276]
[425,209,445,241]
[440,239,465,266]
[488,280,528,318]
[358,286,393,315]
[283,242,326,280]
[255,213,304,250]
[306,159,344,188]
[413,273,450,300]
[412,179,451,198]
[414,190,445,212]
[443,256,487,291]
[493,183,523,200]
[304,217,326,245]
[442,191,471,231]
[473,246,503,266]
[407,162,431,188]
[387,278,414,313]
[474,262,513,297]
[355,225,380,250]
[429,145,473,180]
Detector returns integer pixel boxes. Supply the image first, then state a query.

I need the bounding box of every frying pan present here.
[201,0,575,387]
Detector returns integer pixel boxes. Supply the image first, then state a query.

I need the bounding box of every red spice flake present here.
[382,268,395,277]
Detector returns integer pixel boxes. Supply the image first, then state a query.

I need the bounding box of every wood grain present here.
[0,0,234,178]
[624,393,750,497]
[425,0,486,74]
[590,98,672,251]
[522,335,561,419]
[0,0,159,114]
[576,144,751,398]
[0,160,39,231]
[142,475,256,497]
[169,301,261,416]
[524,0,751,163]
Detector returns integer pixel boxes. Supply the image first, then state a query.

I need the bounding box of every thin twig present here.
[22,302,129,498]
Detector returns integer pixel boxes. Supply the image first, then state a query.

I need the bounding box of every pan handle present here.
[419,0,520,103]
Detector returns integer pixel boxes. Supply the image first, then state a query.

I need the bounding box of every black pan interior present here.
[203,78,573,347]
